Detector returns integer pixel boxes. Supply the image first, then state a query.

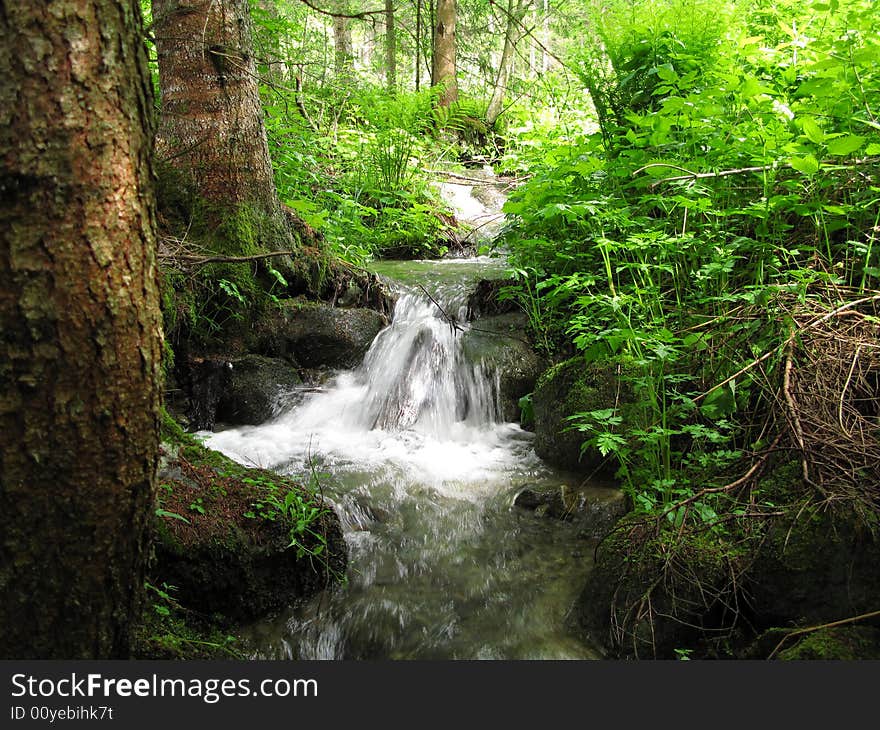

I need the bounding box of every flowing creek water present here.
[202,180,604,659]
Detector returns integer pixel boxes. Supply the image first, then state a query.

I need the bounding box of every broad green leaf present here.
[701,384,737,418]
[655,65,678,83]
[801,118,825,144]
[789,154,820,175]
[865,143,880,156]
[156,508,190,524]
[827,135,866,156]
[740,76,771,99]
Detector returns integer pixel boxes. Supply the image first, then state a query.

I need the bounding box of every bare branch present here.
[160,249,298,268]
[768,609,880,660]
[295,0,387,19]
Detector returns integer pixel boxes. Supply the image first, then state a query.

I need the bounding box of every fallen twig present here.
[694,294,880,403]
[767,609,880,660]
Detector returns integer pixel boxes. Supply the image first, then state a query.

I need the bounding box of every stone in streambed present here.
[460,311,544,422]
[258,300,388,369]
[532,356,640,474]
[152,426,347,626]
[514,483,627,539]
[217,354,302,425]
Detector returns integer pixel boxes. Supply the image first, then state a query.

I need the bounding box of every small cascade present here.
[204,259,600,660]
[207,270,520,487]
[359,292,500,433]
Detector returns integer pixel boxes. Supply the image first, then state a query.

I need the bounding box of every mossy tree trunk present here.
[0,0,163,658]
[432,0,457,107]
[152,0,292,251]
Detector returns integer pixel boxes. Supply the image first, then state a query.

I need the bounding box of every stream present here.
[202,179,603,660]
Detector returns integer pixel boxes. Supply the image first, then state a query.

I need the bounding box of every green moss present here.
[132,593,245,660]
[778,627,880,660]
[752,460,809,506]
[578,512,743,658]
[533,355,643,472]
[159,405,191,445]
[159,410,246,477]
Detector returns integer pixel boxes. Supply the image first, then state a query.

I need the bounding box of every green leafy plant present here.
[145,581,181,618]
[499,0,880,528]
[241,475,329,561]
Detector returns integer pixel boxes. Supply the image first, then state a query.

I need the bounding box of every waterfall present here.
[205,278,526,490]
[205,260,599,660]
[358,292,500,433]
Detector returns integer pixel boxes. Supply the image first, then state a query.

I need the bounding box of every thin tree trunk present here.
[385,0,397,92]
[0,0,162,658]
[333,5,354,78]
[486,0,530,127]
[415,0,422,90]
[542,0,550,72]
[432,0,457,106]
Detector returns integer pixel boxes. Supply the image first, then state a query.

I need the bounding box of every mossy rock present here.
[256,300,388,370]
[460,312,545,422]
[777,626,880,660]
[465,278,518,319]
[575,458,880,659]
[132,603,244,660]
[744,625,880,660]
[532,356,641,473]
[151,414,347,626]
[576,515,739,658]
[746,462,880,628]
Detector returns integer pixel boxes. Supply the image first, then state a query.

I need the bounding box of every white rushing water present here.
[433,175,507,244]
[205,286,541,496]
[203,234,599,658]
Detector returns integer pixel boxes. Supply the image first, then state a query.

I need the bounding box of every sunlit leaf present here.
[827,135,866,156]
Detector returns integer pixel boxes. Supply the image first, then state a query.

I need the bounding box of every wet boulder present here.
[258,300,388,369]
[514,483,627,539]
[217,354,302,426]
[153,432,347,625]
[744,462,880,629]
[176,355,230,431]
[466,278,519,319]
[531,356,640,474]
[460,312,544,422]
[575,513,735,658]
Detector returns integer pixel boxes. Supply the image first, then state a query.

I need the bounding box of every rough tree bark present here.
[152,0,286,229]
[432,0,457,107]
[0,0,163,658]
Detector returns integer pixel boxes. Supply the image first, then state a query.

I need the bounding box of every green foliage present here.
[155,161,297,348]
[264,83,460,263]
[501,0,880,526]
[241,473,329,562]
[139,581,242,659]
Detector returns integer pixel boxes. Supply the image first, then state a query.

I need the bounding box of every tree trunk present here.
[385,0,397,92]
[486,0,530,127]
[152,0,283,223]
[333,7,354,78]
[415,0,422,90]
[0,0,162,658]
[432,0,457,107]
